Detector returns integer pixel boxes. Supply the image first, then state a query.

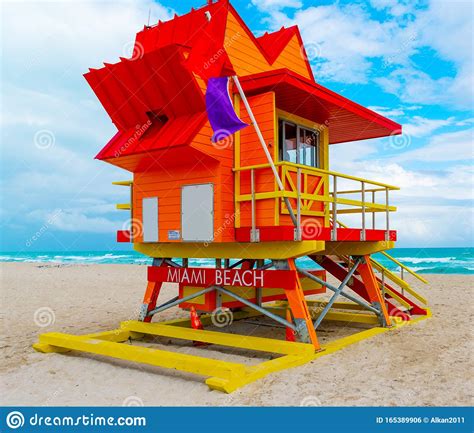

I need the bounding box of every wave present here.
[396,257,458,264]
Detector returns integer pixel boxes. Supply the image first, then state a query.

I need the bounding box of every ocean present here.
[0,247,472,275]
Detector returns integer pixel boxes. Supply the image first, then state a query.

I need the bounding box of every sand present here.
[0,262,472,406]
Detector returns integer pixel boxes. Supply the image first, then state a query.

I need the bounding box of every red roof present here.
[86,0,400,169]
[95,113,207,161]
[238,69,401,144]
[84,45,205,133]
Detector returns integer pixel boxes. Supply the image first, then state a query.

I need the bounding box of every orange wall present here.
[130,10,322,243]
[224,11,312,79]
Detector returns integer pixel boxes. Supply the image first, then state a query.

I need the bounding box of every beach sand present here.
[1,262,472,406]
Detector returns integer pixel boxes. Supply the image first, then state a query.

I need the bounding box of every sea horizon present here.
[0,247,472,275]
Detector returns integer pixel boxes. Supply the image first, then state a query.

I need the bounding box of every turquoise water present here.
[0,247,472,274]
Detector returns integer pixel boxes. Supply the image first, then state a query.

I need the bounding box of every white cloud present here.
[258,0,472,107]
[390,128,474,162]
[403,115,455,137]
[329,135,473,246]
[251,0,302,10]
[1,1,173,244]
[376,0,473,109]
[259,3,416,83]
[367,105,406,118]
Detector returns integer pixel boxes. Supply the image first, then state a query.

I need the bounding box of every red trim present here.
[178,269,326,312]
[235,226,397,242]
[148,266,298,290]
[116,230,131,243]
[237,69,402,144]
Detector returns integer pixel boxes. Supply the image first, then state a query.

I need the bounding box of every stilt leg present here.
[357,255,392,326]
[139,281,163,322]
[281,259,320,350]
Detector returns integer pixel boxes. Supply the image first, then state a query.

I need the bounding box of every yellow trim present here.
[112,180,133,186]
[234,93,241,228]
[273,93,280,226]
[233,161,400,190]
[134,240,325,259]
[277,109,322,131]
[319,241,396,256]
[371,259,428,305]
[116,203,131,210]
[121,321,314,355]
[276,109,328,172]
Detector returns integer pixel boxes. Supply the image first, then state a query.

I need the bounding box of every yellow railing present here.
[113,180,133,211]
[234,161,399,241]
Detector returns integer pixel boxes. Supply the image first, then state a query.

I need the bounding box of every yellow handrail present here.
[233,161,400,190]
[336,220,428,286]
[379,251,429,284]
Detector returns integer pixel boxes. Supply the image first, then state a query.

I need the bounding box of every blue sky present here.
[1,0,472,252]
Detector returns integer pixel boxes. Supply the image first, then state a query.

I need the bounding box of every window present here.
[279,120,320,167]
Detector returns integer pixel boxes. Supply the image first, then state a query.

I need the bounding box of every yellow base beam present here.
[121,321,314,356]
[33,310,431,393]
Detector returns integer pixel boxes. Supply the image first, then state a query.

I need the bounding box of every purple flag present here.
[205,77,248,143]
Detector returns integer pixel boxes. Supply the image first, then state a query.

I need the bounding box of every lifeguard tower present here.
[34,0,429,393]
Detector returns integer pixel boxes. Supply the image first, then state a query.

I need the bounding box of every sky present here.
[0,0,473,252]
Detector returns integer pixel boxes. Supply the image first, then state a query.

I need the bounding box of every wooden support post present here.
[284,259,320,349]
[140,281,163,322]
[357,255,391,327]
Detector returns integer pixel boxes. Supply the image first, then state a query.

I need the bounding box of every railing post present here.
[232,76,297,226]
[296,167,301,241]
[372,190,375,229]
[332,175,337,241]
[385,187,390,241]
[361,181,366,241]
[250,168,258,242]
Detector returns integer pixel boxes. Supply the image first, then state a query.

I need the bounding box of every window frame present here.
[279,119,320,168]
